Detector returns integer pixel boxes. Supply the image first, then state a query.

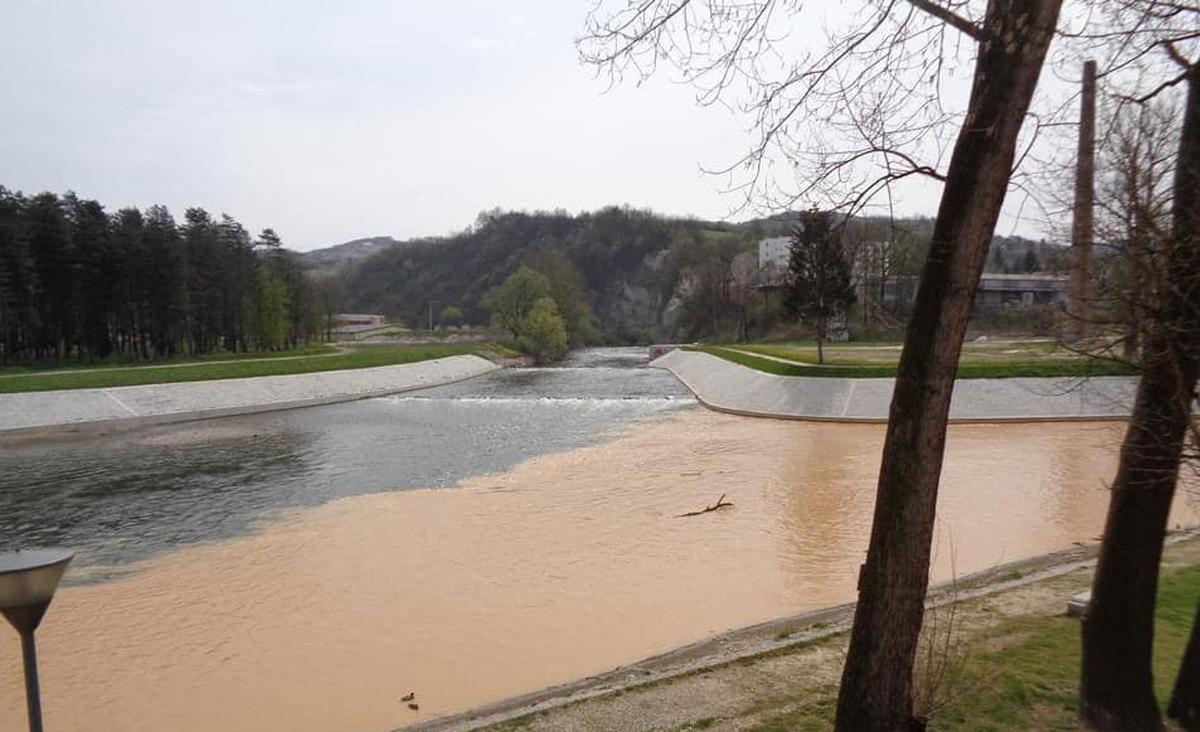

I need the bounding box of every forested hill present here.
[325,207,1064,341]
[338,207,750,340]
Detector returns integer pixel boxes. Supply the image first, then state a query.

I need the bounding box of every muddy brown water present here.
[0,352,1196,731]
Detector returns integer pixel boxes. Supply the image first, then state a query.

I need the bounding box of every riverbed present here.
[0,349,1195,731]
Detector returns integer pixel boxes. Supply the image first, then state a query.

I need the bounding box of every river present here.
[0,348,691,581]
[0,348,1195,731]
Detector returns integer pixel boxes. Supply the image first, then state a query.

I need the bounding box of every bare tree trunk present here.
[833,2,1062,729]
[1080,337,1198,730]
[817,336,825,365]
[1067,60,1097,341]
[1170,598,1200,731]
[1081,62,1200,732]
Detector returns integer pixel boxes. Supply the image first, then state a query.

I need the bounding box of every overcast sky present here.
[1,1,1065,251]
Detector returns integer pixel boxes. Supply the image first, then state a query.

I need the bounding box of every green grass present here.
[692,346,1137,380]
[0,343,501,393]
[737,340,1067,364]
[749,565,1200,731]
[0,344,340,376]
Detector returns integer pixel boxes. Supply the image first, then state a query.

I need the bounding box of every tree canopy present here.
[783,210,856,363]
[0,186,324,364]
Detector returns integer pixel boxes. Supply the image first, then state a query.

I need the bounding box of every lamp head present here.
[0,549,74,635]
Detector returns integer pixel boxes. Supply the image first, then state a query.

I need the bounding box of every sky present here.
[0,1,1067,251]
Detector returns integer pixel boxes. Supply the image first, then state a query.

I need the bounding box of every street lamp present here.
[0,548,73,732]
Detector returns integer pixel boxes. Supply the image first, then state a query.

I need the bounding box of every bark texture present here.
[1167,66,1200,732]
[832,1,1062,729]
[1081,63,1200,732]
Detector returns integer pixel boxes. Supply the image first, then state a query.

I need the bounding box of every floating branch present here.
[676,493,734,518]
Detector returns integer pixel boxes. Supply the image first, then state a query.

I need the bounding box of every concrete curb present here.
[403,530,1199,731]
[651,350,1141,423]
[0,355,500,442]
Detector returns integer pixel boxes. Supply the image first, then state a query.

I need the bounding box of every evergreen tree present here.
[143,205,186,357]
[783,209,855,364]
[70,196,116,358]
[27,192,75,359]
[0,186,325,363]
[111,208,148,358]
[0,188,34,362]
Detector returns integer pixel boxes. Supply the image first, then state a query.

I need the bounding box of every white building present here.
[758,236,791,270]
[758,236,791,287]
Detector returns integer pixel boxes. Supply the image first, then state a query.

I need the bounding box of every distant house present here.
[333,313,386,327]
[331,313,392,341]
[838,272,1067,314]
[974,273,1068,309]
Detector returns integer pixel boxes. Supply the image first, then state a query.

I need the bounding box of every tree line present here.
[0,187,329,365]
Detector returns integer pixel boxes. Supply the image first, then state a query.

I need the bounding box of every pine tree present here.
[783,209,855,364]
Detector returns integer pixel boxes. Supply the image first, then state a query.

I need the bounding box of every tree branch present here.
[905,0,985,41]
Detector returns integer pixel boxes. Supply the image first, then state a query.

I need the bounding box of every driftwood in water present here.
[676,493,733,518]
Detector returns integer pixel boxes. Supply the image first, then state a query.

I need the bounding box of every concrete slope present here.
[0,355,499,438]
[652,349,1138,422]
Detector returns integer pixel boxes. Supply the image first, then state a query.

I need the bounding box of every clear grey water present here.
[0,348,693,580]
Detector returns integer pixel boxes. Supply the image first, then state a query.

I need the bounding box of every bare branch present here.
[905,0,986,41]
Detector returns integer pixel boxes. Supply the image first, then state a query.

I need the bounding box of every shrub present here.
[519,298,568,364]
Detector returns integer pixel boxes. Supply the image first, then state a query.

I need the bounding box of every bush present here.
[519,297,568,364]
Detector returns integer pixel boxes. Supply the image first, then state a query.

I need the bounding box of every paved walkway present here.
[0,355,499,438]
[652,349,1139,422]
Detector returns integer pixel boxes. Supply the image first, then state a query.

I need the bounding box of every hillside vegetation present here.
[340,207,756,342]
[312,208,1066,343]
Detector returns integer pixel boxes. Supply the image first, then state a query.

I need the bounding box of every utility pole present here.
[1067,60,1096,341]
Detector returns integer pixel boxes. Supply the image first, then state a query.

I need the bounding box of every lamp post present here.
[0,548,73,732]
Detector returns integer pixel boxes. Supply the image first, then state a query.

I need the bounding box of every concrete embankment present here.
[0,355,499,439]
[652,349,1139,422]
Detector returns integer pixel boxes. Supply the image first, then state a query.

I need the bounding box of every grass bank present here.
[0,343,509,393]
[694,345,1137,380]
[752,564,1198,732]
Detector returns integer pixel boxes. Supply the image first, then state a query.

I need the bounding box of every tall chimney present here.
[1067,60,1097,340]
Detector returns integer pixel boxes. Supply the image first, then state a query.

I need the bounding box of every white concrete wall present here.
[0,355,499,437]
[653,349,1139,422]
